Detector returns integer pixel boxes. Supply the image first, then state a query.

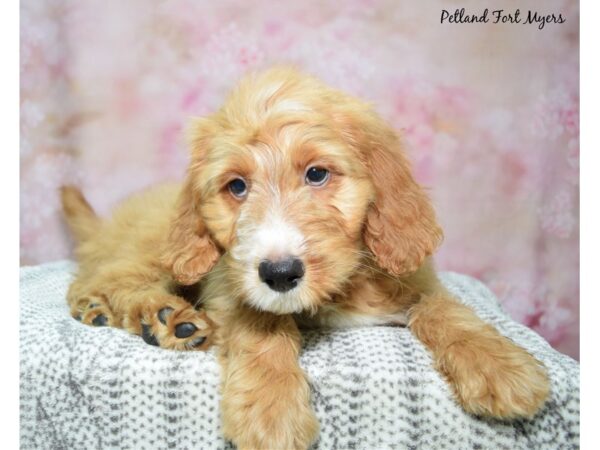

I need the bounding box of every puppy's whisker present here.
[345,250,401,281]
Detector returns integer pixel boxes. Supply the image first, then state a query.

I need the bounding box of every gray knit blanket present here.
[20,261,579,450]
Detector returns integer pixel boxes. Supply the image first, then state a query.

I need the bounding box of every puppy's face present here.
[163,68,442,314]
[196,117,374,314]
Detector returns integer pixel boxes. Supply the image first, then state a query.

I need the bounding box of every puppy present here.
[62,67,549,450]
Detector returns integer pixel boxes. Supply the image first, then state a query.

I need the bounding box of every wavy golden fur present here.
[62,67,549,450]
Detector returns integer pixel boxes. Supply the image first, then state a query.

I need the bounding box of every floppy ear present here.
[335,108,443,275]
[161,119,221,285]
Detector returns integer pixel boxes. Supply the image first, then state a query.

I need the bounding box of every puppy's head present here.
[163,67,442,314]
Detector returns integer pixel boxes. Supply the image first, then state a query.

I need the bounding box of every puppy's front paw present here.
[222,374,319,450]
[442,335,550,419]
[70,294,116,328]
[226,404,319,450]
[126,295,214,351]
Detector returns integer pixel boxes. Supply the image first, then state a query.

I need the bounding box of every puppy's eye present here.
[305,167,330,186]
[228,178,248,198]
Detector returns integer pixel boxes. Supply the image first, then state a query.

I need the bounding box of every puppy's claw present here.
[92,314,108,327]
[141,324,159,346]
[175,322,197,338]
[188,336,206,348]
[158,307,174,325]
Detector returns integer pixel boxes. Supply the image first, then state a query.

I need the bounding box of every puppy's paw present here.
[127,296,214,351]
[70,294,116,328]
[231,409,319,450]
[442,335,550,419]
[222,372,319,450]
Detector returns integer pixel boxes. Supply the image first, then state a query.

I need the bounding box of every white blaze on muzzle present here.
[232,206,310,314]
[253,213,306,262]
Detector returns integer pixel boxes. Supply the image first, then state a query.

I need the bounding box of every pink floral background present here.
[20,0,579,359]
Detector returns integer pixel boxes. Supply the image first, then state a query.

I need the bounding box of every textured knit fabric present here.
[20,261,579,450]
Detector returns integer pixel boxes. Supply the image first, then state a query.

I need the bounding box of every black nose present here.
[258,257,305,293]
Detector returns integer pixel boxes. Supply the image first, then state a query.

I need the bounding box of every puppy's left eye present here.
[228,178,248,198]
[305,167,330,186]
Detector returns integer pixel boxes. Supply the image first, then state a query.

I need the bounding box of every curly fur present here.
[62,67,549,450]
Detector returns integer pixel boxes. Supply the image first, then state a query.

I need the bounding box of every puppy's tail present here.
[60,186,100,243]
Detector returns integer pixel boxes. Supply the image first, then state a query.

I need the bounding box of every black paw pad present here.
[92,314,108,326]
[158,307,174,325]
[141,324,159,346]
[189,336,206,348]
[175,322,197,338]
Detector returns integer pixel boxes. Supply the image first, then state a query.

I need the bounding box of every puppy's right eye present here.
[228,178,248,199]
[305,167,330,186]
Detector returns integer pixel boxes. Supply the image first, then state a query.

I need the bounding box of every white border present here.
[580,0,596,448]
[2,0,20,448]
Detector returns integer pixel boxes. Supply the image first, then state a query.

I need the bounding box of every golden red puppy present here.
[62,67,549,450]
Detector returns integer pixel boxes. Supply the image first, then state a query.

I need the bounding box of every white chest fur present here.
[295,306,409,330]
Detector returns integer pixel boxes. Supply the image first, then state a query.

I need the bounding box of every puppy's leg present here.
[409,292,550,419]
[67,273,213,351]
[219,308,318,450]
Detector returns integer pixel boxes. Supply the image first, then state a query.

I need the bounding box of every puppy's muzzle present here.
[258,257,305,293]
